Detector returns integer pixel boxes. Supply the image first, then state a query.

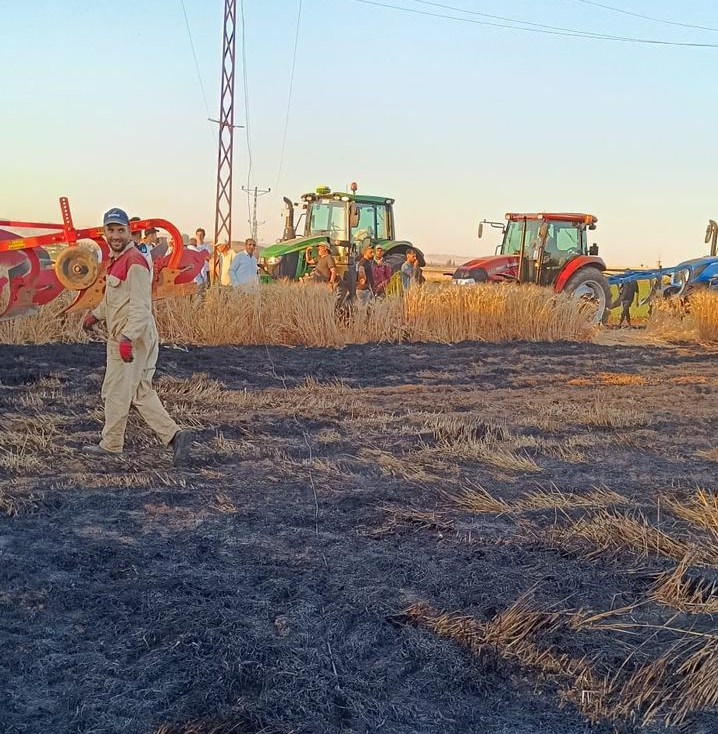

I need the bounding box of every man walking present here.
[82,207,191,465]
[229,238,259,288]
[616,277,639,328]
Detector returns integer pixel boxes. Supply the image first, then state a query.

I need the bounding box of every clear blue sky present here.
[2,0,718,266]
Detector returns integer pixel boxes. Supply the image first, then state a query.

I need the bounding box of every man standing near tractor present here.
[401,249,424,292]
[615,277,639,328]
[372,246,393,297]
[356,244,375,304]
[81,207,191,465]
[312,243,338,286]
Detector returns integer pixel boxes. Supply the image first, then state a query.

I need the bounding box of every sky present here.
[2,0,718,267]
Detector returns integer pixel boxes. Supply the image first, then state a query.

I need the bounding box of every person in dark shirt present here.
[617,278,639,327]
[312,243,337,285]
[372,246,393,297]
[356,245,375,304]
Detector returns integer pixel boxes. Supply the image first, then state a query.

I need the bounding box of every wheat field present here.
[0,282,597,347]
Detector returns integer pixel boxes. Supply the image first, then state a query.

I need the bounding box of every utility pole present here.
[242,185,271,243]
[210,0,243,284]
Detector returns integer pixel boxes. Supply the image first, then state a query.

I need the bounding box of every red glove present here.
[82,313,99,331]
[119,337,134,363]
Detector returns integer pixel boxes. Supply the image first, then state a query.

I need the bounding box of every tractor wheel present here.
[383,251,407,274]
[563,267,611,325]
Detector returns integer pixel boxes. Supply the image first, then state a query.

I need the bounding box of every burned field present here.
[3,340,718,733]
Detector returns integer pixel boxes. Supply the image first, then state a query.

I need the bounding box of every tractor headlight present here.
[671,267,690,287]
[266,256,281,265]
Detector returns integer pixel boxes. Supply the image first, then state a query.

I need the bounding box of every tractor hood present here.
[260,235,329,262]
[675,256,718,270]
[453,254,518,280]
[261,236,422,263]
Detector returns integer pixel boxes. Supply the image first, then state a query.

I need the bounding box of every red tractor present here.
[451,212,611,322]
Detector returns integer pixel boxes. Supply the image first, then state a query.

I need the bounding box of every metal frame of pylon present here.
[211,0,238,284]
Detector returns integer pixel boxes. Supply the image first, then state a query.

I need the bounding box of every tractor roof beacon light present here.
[316,186,331,195]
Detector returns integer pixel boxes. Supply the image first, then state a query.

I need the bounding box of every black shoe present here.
[170,430,192,466]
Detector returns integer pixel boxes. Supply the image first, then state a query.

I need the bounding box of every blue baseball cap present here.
[103,207,130,227]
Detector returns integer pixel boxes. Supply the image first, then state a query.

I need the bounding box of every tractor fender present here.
[554,256,606,293]
[380,240,425,267]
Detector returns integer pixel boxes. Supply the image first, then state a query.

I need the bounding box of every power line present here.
[567,0,718,34]
[350,0,718,47]
[239,0,254,228]
[407,0,624,36]
[178,0,211,118]
[276,0,303,191]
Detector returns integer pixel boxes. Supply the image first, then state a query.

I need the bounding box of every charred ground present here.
[2,340,718,734]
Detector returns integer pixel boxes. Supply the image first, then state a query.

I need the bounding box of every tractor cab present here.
[498,213,598,287]
[301,187,396,268]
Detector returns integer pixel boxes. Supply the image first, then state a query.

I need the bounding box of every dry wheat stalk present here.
[0,282,596,347]
[664,489,718,543]
[650,553,718,614]
[547,510,711,564]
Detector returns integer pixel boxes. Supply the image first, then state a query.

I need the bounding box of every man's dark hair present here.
[196,228,206,237]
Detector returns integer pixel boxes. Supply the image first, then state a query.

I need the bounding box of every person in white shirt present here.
[194,227,211,286]
[218,242,235,286]
[229,238,259,288]
[129,216,154,272]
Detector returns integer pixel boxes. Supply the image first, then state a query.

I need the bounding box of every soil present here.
[2,338,718,734]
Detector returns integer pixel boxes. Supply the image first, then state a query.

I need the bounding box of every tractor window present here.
[351,204,390,241]
[502,221,540,255]
[308,202,347,240]
[551,224,580,254]
[375,205,389,239]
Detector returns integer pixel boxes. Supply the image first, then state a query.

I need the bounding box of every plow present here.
[0,197,205,320]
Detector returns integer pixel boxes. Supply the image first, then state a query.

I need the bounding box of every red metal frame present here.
[0,198,183,270]
[505,212,598,226]
[0,197,193,319]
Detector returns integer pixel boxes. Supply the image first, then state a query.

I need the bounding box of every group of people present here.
[308,243,424,301]
[216,238,260,288]
[186,228,260,290]
[127,221,424,298]
[126,220,260,290]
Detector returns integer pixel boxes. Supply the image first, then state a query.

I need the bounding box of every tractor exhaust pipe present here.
[282,197,296,241]
[705,219,718,257]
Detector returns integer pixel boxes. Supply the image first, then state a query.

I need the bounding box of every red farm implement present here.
[0,197,205,320]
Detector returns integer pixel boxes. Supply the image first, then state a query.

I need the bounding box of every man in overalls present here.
[82,207,191,465]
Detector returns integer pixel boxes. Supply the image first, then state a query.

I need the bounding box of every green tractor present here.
[259,184,424,286]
